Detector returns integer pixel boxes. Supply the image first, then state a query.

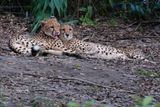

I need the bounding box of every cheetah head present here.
[41,16,60,37]
[60,24,74,41]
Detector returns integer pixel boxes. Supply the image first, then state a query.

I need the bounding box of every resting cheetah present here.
[59,24,145,60]
[9,16,66,56]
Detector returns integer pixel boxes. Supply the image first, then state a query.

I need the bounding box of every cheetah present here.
[58,24,145,60]
[9,16,66,56]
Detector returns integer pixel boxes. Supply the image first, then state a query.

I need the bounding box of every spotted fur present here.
[9,17,65,56]
[59,24,145,60]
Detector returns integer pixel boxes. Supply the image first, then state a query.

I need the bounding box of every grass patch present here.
[136,69,160,78]
[108,18,118,27]
[132,95,160,107]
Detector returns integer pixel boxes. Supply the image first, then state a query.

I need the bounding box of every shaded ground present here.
[0,15,160,107]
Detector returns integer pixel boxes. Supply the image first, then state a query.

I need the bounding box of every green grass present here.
[31,0,67,33]
[136,69,160,78]
[0,91,160,107]
[132,96,160,107]
[108,18,118,27]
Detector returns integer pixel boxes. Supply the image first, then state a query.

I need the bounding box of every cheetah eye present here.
[61,29,65,31]
[51,26,54,29]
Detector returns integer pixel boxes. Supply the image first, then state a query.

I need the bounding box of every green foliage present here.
[67,102,80,107]
[105,0,160,20]
[136,69,160,78]
[0,92,6,107]
[94,0,159,20]
[0,101,6,107]
[82,100,97,107]
[108,18,118,27]
[67,100,109,107]
[31,0,67,32]
[132,96,160,107]
[31,97,54,107]
[67,97,160,107]
[79,6,95,26]
[96,0,114,15]
[30,0,159,31]
[1,93,160,107]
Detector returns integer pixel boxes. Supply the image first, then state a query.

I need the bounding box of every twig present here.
[56,76,136,94]
[21,73,136,94]
[22,73,41,78]
[146,32,153,36]
[32,89,57,92]
[123,22,138,28]
[115,35,160,41]
[22,73,108,88]
[121,20,160,29]
[153,32,159,37]
[141,20,160,24]
[55,75,111,89]
[114,30,160,41]
[135,23,141,31]
[7,77,17,86]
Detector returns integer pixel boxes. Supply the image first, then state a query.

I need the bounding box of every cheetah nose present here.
[65,34,69,37]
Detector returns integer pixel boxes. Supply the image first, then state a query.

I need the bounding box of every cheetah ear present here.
[41,20,46,26]
[73,31,78,35]
[50,16,55,19]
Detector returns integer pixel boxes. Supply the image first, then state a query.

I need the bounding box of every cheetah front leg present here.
[41,49,83,58]
[32,46,64,56]
[42,49,64,56]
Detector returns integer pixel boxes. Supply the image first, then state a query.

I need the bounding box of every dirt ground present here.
[0,15,160,107]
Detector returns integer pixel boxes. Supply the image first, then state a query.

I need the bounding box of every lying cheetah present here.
[9,16,66,56]
[58,24,145,60]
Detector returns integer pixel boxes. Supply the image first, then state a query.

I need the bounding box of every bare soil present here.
[0,15,160,107]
